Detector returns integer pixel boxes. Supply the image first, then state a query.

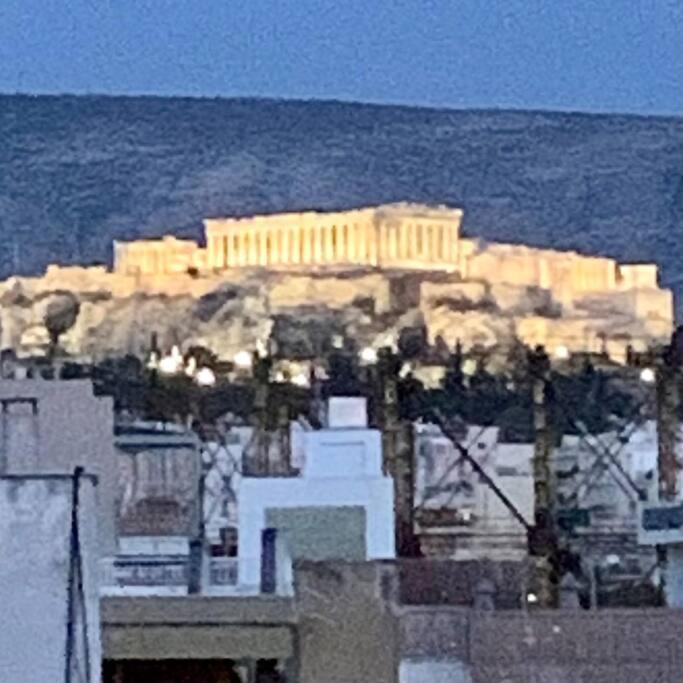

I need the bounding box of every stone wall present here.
[114,236,204,276]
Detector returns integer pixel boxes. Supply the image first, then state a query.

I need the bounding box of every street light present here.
[233,350,253,370]
[158,345,184,375]
[195,367,216,387]
[291,372,309,388]
[359,347,378,366]
[554,345,570,360]
[640,367,656,384]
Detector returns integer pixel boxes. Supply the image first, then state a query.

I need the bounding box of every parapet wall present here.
[401,607,683,682]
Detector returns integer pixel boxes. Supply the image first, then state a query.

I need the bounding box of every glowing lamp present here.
[233,350,253,369]
[195,367,216,387]
[291,373,310,388]
[640,367,655,384]
[554,345,570,360]
[158,355,179,375]
[359,347,378,365]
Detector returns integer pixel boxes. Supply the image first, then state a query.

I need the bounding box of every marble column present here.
[389,227,398,262]
[236,234,242,267]
[322,226,330,262]
[281,228,289,265]
[348,224,357,262]
[332,225,340,261]
[398,223,407,260]
[250,229,258,266]
[291,228,300,264]
[353,223,368,265]
[313,226,322,263]
[407,224,416,260]
[450,225,459,263]
[304,227,310,264]
[426,225,435,261]
[268,228,277,265]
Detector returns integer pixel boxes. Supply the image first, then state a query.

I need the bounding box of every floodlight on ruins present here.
[158,346,184,375]
[399,362,413,379]
[233,350,253,370]
[185,356,197,377]
[291,372,310,388]
[554,345,570,360]
[640,367,656,384]
[255,338,269,359]
[359,347,378,366]
[462,358,477,377]
[195,367,216,387]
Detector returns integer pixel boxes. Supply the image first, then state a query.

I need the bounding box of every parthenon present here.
[111,203,672,326]
[114,204,464,275]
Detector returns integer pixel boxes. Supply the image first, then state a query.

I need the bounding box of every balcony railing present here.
[209,556,239,586]
[100,556,239,594]
[101,556,189,589]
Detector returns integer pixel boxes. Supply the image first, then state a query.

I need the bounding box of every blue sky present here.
[1,0,681,115]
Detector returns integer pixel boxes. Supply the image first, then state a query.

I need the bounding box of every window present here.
[0,398,39,466]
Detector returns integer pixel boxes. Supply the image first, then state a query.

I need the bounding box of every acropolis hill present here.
[0,203,673,365]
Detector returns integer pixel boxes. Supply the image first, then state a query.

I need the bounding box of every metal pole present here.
[529,345,557,608]
[377,349,419,557]
[188,429,205,595]
[654,327,683,605]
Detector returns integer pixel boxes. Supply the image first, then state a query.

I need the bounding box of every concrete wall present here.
[266,506,367,563]
[400,606,683,682]
[0,475,101,683]
[0,379,117,552]
[296,561,400,683]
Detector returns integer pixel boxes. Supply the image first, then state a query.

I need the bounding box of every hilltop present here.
[0,95,681,316]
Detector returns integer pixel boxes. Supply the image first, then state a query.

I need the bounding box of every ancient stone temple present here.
[204,204,463,270]
[110,202,674,349]
[114,203,464,275]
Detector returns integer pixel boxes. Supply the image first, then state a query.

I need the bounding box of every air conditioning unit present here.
[637,501,683,545]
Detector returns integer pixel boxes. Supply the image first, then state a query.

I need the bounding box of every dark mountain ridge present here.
[1,94,681,317]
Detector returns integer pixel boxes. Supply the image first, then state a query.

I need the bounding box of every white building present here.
[238,397,395,594]
[553,420,664,583]
[415,423,534,560]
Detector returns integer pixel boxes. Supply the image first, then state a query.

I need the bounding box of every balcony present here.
[100,555,239,596]
[209,556,239,587]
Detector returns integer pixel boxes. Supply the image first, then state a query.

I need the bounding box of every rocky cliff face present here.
[0,267,671,366]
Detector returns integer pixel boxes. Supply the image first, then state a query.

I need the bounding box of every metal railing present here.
[100,555,239,592]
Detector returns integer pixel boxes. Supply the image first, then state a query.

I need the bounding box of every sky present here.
[0,0,681,115]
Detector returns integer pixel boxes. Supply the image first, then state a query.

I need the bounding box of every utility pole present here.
[375,348,420,557]
[250,350,272,476]
[528,345,558,607]
[656,327,683,502]
[654,326,683,604]
[188,428,206,595]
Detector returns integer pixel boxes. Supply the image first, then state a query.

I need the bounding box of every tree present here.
[43,292,80,357]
